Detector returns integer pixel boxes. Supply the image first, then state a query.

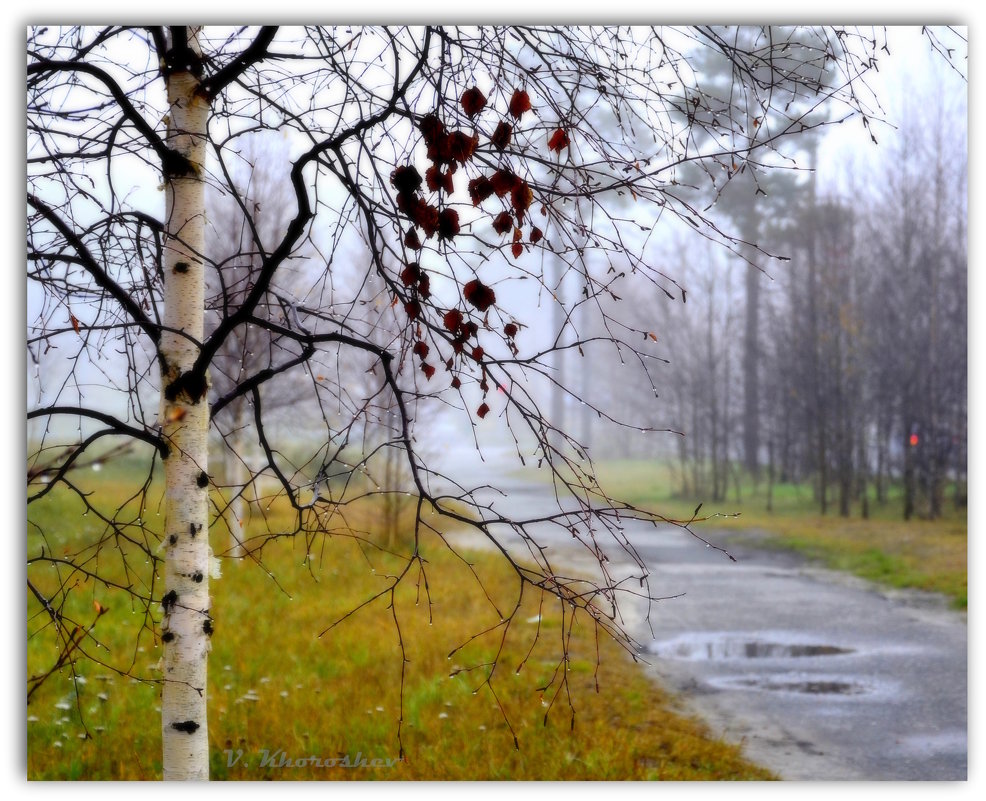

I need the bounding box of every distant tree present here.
[27,25,887,779]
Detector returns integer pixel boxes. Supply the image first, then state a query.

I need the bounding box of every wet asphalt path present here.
[614,526,967,780]
[438,464,968,781]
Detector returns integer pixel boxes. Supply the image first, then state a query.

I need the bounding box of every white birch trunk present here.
[159,26,211,781]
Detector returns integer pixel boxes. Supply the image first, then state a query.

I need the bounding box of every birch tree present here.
[27,25,886,779]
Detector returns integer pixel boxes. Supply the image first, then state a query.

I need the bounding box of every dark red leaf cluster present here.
[404,228,421,250]
[477,402,491,419]
[421,117,479,167]
[529,226,543,244]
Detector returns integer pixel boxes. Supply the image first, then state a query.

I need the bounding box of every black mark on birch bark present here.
[162,590,178,613]
[165,370,208,404]
[171,720,200,734]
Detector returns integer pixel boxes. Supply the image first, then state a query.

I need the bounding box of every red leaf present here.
[437,208,460,241]
[547,128,570,153]
[443,308,464,333]
[508,89,532,119]
[413,340,430,359]
[404,300,421,320]
[417,272,431,299]
[468,176,495,206]
[446,131,478,164]
[451,376,461,390]
[421,362,436,380]
[391,165,422,195]
[410,200,440,238]
[492,211,513,235]
[511,242,523,259]
[426,165,454,194]
[511,181,533,223]
[477,402,490,419]
[460,86,487,118]
[504,322,518,338]
[419,114,445,146]
[69,313,80,334]
[490,121,512,151]
[404,228,422,250]
[464,278,496,312]
[530,226,543,244]
[400,263,421,287]
[471,346,484,362]
[491,169,520,197]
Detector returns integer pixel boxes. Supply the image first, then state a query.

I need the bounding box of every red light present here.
[909,433,919,447]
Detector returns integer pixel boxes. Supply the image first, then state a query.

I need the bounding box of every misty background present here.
[25,26,968,524]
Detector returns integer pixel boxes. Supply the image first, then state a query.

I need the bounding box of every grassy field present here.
[588,460,968,609]
[26,464,773,781]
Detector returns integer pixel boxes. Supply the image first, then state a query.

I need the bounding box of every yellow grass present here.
[27,474,773,780]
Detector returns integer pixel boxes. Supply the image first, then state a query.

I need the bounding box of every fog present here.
[26,26,968,522]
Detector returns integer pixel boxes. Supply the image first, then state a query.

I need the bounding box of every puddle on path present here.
[709,674,870,696]
[647,632,855,661]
